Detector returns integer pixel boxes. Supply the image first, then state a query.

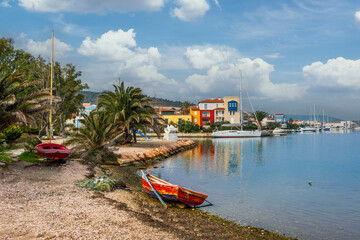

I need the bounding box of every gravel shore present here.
[1,139,294,240]
[0,160,178,240]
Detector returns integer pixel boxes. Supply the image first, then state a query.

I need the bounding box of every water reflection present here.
[149,133,360,240]
[181,138,265,177]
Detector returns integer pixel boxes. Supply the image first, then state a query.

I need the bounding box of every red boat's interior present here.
[36,143,69,151]
[42,146,62,149]
[146,173,208,199]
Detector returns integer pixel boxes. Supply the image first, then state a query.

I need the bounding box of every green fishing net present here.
[77,176,117,192]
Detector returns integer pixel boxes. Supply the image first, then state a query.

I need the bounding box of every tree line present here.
[0,37,88,137]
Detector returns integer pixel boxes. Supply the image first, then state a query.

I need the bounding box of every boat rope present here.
[193,199,213,209]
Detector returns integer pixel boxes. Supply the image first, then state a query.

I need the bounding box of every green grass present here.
[0,151,14,163]
[17,151,44,162]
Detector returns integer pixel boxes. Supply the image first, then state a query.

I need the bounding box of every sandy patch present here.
[0,160,178,240]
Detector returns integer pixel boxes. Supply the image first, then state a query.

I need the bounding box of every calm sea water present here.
[148,131,360,240]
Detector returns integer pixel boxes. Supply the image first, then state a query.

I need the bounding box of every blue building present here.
[72,104,97,128]
[274,114,286,124]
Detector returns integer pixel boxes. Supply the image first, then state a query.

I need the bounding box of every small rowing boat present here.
[35,143,70,159]
[142,172,208,206]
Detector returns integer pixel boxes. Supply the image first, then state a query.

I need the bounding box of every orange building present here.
[190,106,201,126]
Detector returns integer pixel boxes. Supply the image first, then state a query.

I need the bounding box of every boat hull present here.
[142,174,207,206]
[301,127,317,133]
[35,143,70,159]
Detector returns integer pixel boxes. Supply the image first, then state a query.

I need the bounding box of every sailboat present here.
[212,70,269,138]
[301,105,317,133]
[35,31,70,159]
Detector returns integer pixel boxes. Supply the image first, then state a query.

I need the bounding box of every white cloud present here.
[264,53,283,59]
[355,11,360,29]
[185,58,307,101]
[18,34,72,58]
[185,46,237,69]
[78,29,176,88]
[1,0,10,7]
[18,0,165,13]
[78,29,136,61]
[303,57,360,89]
[171,0,210,22]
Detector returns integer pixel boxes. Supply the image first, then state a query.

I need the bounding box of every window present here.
[194,111,197,115]
[202,111,210,117]
[204,104,207,109]
[202,118,210,124]
[194,118,197,122]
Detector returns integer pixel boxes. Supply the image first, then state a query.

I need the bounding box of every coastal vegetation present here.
[170,119,200,133]
[180,101,191,114]
[255,110,268,129]
[0,38,88,139]
[97,82,163,144]
[63,82,164,162]
[64,111,118,162]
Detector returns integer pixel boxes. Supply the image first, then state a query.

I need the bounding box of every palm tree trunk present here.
[133,128,137,143]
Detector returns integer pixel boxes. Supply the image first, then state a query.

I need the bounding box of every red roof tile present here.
[199,99,224,103]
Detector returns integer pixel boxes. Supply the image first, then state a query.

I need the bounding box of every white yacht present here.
[300,127,317,133]
[272,128,286,136]
[211,70,270,138]
[212,127,269,138]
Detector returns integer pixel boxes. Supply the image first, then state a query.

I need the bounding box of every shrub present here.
[0,134,5,144]
[21,126,39,134]
[2,125,23,143]
[24,138,40,154]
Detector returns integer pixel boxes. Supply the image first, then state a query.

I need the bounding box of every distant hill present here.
[81,91,100,104]
[79,91,185,108]
[285,114,343,122]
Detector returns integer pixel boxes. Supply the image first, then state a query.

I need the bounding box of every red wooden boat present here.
[35,143,70,159]
[142,173,208,206]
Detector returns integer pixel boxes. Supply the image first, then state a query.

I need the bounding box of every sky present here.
[1,0,360,119]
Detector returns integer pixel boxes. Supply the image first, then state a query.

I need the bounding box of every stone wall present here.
[117,139,197,166]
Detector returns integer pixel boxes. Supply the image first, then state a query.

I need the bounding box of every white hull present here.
[301,127,317,133]
[212,130,269,138]
[273,128,286,135]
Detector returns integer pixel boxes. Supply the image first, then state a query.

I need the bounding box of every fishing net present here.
[77,176,117,192]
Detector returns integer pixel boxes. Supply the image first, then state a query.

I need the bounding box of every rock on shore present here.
[116,139,197,166]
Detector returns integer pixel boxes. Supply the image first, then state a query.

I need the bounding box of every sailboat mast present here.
[239,70,243,131]
[49,30,54,143]
[313,104,316,128]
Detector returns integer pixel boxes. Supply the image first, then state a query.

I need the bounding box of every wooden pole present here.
[141,171,166,208]
[49,30,54,143]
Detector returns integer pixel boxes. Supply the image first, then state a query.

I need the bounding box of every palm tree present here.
[181,101,191,114]
[255,111,268,130]
[131,105,163,143]
[97,82,163,144]
[64,111,118,161]
[0,72,50,131]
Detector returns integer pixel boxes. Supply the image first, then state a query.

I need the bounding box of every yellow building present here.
[223,96,240,124]
[162,114,192,125]
[190,106,201,126]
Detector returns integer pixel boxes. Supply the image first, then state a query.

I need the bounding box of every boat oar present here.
[141,171,166,208]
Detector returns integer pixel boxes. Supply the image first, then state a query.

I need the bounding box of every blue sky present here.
[1,0,360,119]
